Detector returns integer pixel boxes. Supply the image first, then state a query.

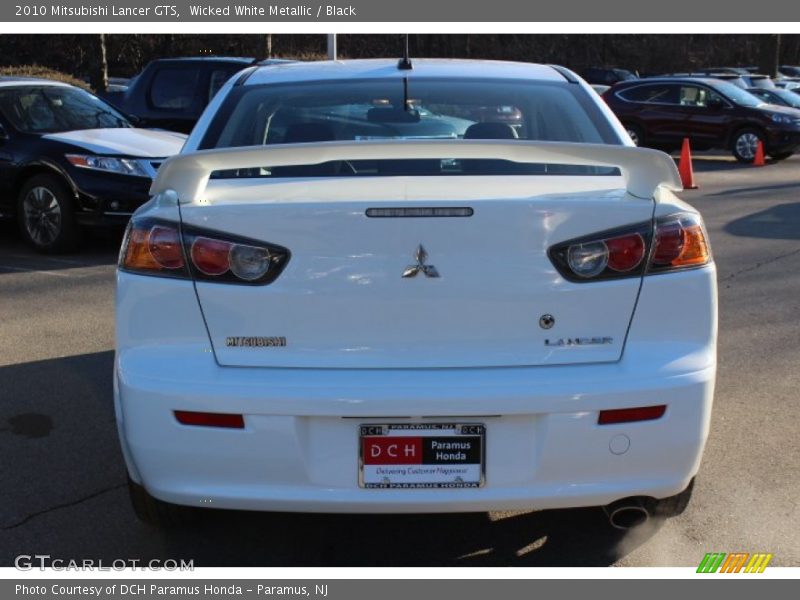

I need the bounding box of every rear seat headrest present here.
[463,122,519,140]
[283,123,336,143]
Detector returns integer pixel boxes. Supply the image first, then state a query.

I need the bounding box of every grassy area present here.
[0,65,91,90]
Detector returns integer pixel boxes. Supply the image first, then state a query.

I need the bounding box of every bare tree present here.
[3,34,800,80]
[758,34,781,76]
[88,34,108,92]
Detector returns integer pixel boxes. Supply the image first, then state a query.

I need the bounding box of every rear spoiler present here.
[151,140,682,204]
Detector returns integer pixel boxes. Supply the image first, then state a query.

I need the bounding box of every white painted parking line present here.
[5,254,87,266]
[0,265,71,277]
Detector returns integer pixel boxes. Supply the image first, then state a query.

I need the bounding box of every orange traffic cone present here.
[753,140,766,167]
[678,138,697,189]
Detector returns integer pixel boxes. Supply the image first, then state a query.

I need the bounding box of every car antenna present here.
[402,76,411,112]
[398,34,413,71]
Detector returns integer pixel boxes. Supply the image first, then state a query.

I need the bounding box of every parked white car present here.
[115,59,717,529]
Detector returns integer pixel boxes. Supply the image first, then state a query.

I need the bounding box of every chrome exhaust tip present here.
[603,497,651,530]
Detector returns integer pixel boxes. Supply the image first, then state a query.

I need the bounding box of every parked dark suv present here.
[603,77,800,162]
[115,57,257,133]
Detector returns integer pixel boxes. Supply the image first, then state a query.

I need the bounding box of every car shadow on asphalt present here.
[710,182,800,198]
[723,202,800,240]
[159,505,663,566]
[0,222,122,273]
[0,350,664,567]
[681,157,747,173]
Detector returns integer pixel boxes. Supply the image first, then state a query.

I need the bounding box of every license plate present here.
[359,423,485,489]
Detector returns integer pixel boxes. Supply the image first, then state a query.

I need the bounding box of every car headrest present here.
[463,122,519,140]
[283,123,336,144]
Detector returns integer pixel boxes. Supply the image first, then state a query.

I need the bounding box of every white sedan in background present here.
[115,59,716,530]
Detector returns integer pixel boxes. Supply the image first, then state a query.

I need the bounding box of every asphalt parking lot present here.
[1,154,798,567]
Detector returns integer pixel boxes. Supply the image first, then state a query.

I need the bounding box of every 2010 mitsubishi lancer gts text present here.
[114,59,717,530]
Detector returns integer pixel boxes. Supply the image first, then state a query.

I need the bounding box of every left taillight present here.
[119,218,290,285]
[120,220,188,278]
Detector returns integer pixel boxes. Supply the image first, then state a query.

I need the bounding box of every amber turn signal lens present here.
[673,224,710,267]
[122,224,161,271]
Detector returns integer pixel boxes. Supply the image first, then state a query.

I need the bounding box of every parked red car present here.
[602,77,800,162]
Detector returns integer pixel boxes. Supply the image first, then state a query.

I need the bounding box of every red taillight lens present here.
[191,237,233,276]
[174,410,245,429]
[148,225,185,269]
[606,233,645,272]
[652,220,684,265]
[598,405,666,425]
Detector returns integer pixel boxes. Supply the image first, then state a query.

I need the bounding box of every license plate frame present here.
[358,423,486,489]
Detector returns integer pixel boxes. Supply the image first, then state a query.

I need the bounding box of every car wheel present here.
[732,129,764,163]
[648,477,695,518]
[127,475,200,528]
[624,124,644,146]
[769,151,793,161]
[17,174,79,253]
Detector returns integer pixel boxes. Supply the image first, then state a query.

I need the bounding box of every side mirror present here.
[707,98,725,110]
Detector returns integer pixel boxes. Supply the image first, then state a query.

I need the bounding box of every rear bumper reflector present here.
[174,410,245,429]
[598,405,667,425]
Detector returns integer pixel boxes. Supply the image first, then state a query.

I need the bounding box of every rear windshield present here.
[199,77,622,177]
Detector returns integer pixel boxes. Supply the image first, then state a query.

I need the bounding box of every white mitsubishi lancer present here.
[114,59,717,529]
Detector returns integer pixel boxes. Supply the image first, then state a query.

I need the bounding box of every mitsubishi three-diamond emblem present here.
[402,245,440,278]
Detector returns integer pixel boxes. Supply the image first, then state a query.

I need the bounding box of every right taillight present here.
[549,212,711,282]
[649,213,711,272]
[119,218,290,285]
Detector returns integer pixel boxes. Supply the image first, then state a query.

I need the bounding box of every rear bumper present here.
[115,346,715,513]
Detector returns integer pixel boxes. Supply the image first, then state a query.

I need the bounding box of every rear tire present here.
[624,123,644,147]
[127,475,199,528]
[16,174,79,253]
[731,128,764,163]
[648,477,695,518]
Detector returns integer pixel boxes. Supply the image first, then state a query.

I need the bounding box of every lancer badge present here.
[402,245,440,278]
